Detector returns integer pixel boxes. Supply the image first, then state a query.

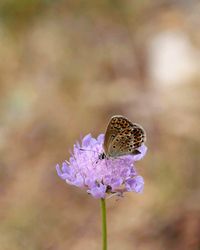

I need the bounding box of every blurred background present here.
[0,0,200,249]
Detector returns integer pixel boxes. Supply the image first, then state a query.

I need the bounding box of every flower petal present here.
[56,164,63,176]
[85,177,96,188]
[125,176,144,193]
[61,162,69,173]
[56,163,76,180]
[109,178,123,189]
[133,145,147,161]
[97,134,105,144]
[81,134,92,147]
[72,173,84,187]
[88,184,106,198]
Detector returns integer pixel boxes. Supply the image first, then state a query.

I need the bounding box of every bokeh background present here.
[0,1,200,249]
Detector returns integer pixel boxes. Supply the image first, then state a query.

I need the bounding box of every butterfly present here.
[99,115,146,160]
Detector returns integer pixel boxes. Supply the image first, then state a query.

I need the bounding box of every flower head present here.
[56,134,147,199]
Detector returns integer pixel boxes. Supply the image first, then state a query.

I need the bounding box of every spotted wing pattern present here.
[103,115,146,158]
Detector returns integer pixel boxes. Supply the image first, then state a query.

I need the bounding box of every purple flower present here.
[56,134,147,199]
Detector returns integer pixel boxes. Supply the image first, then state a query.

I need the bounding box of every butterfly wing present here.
[103,115,125,155]
[104,116,146,158]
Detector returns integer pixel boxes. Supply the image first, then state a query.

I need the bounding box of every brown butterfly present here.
[100,115,146,159]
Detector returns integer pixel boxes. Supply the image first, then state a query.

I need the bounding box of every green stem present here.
[100,198,107,250]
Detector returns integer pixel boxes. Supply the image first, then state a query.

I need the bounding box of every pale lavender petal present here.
[61,162,69,173]
[69,156,76,165]
[88,138,97,147]
[82,134,92,147]
[120,168,131,178]
[56,164,68,180]
[85,177,96,188]
[97,134,105,144]
[88,184,106,198]
[73,144,80,154]
[133,145,147,161]
[123,155,135,161]
[72,173,84,187]
[75,141,80,149]
[56,163,76,180]
[103,175,112,185]
[125,176,144,193]
[129,166,137,177]
[109,178,123,189]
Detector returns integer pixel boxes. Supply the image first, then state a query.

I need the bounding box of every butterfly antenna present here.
[79,148,98,153]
